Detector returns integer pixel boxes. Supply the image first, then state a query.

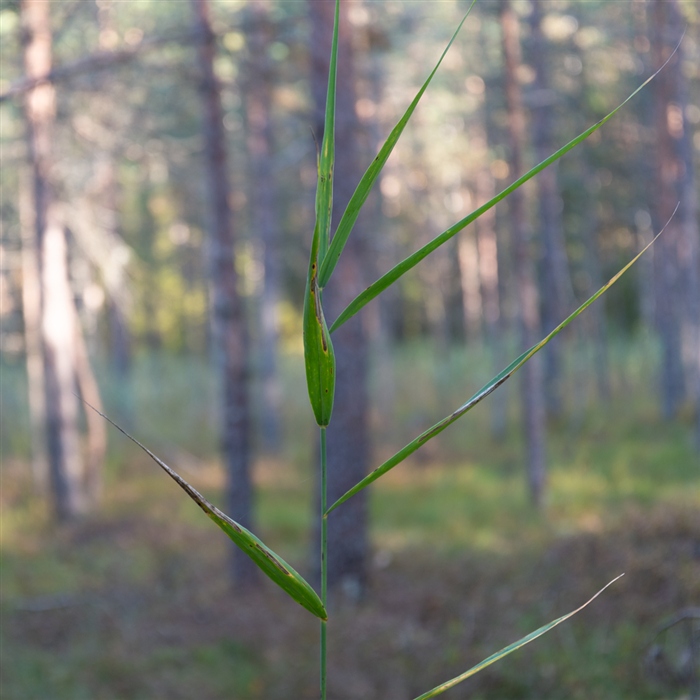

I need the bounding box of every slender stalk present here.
[320,426,328,700]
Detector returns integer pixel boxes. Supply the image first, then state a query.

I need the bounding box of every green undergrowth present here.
[1,337,698,698]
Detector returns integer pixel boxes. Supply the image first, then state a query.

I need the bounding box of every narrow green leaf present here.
[327,225,668,515]
[317,0,477,289]
[88,406,328,621]
[303,221,336,426]
[329,57,675,333]
[302,0,339,426]
[316,0,340,265]
[413,575,625,699]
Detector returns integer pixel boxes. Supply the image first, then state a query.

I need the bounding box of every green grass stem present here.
[320,426,328,700]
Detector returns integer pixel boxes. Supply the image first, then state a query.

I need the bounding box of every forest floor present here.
[1,342,699,699]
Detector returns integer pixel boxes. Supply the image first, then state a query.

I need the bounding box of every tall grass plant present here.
[92,2,677,697]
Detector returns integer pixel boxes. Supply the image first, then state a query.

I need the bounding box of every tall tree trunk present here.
[23,0,90,520]
[310,0,370,598]
[19,166,48,493]
[650,0,700,437]
[191,0,257,586]
[530,0,574,419]
[501,0,547,509]
[74,317,107,504]
[478,166,510,439]
[244,0,282,454]
[457,228,483,343]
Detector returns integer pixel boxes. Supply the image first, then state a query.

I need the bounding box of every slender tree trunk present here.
[476,153,508,439]
[310,0,370,598]
[356,20,395,421]
[530,0,574,419]
[23,0,90,520]
[501,0,547,509]
[19,166,48,492]
[457,229,483,343]
[582,190,610,404]
[191,0,257,586]
[244,0,282,454]
[74,317,107,503]
[41,211,87,519]
[650,0,700,434]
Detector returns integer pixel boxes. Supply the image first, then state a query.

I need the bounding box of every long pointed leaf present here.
[327,223,669,515]
[413,575,625,699]
[89,405,327,621]
[317,0,477,289]
[316,0,340,265]
[303,0,340,425]
[329,55,676,333]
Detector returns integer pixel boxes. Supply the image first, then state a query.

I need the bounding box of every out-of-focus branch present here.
[1,30,199,103]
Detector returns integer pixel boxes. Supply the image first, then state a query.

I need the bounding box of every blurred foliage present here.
[1,0,698,358]
[1,1,699,697]
[1,338,698,699]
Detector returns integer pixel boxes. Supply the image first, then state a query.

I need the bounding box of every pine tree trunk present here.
[309,0,370,598]
[191,0,257,586]
[19,166,48,493]
[650,0,700,431]
[475,157,508,439]
[501,0,547,509]
[529,0,574,419]
[244,0,282,454]
[22,0,89,520]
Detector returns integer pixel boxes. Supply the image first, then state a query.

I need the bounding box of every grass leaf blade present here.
[329,58,674,333]
[317,0,476,289]
[316,0,340,264]
[413,575,625,699]
[326,222,670,515]
[88,405,328,621]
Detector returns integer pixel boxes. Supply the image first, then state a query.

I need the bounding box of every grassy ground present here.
[1,338,699,699]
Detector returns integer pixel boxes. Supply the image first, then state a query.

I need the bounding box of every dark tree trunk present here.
[19,165,48,492]
[501,0,547,509]
[529,0,574,419]
[23,0,90,521]
[650,0,700,437]
[191,0,257,586]
[309,0,370,598]
[244,0,282,454]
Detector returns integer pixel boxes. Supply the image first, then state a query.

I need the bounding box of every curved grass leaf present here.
[327,224,669,515]
[413,575,625,699]
[329,56,676,333]
[317,0,477,289]
[316,0,340,265]
[87,405,328,621]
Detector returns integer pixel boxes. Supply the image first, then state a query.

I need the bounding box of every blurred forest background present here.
[1,0,699,698]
